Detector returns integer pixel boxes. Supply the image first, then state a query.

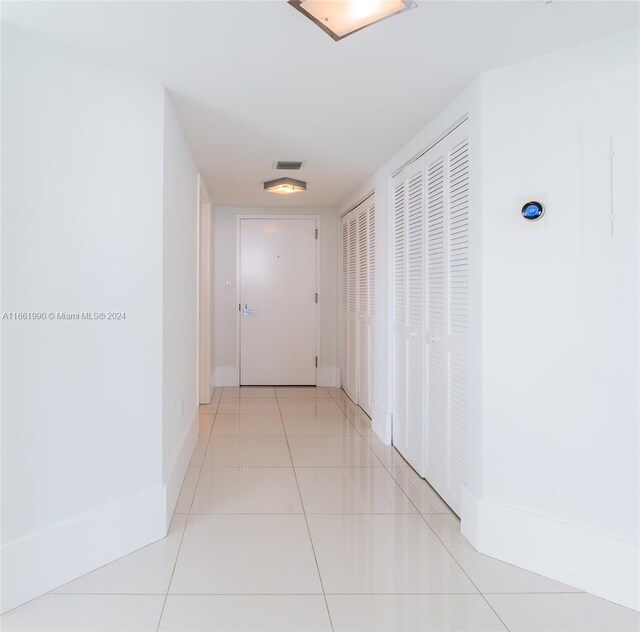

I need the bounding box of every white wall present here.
[462,27,639,610]
[213,207,338,387]
[162,94,199,519]
[1,26,201,612]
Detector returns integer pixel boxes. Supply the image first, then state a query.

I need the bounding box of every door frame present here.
[197,176,213,404]
[235,214,321,386]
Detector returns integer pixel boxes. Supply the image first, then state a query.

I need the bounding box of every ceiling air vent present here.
[273,160,305,170]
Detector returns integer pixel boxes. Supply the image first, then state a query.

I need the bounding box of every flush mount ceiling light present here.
[288,0,417,41]
[264,177,307,195]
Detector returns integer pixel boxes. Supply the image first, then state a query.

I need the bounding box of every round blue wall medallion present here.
[521,201,545,221]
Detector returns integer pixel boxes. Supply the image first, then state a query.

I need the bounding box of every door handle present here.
[243,304,256,316]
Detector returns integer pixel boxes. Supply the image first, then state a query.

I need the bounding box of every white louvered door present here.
[425,153,447,494]
[341,197,375,413]
[404,159,427,473]
[342,212,358,403]
[444,135,470,514]
[425,121,470,515]
[357,200,375,417]
[392,177,408,455]
[391,120,470,515]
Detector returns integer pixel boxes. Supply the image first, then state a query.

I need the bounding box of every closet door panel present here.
[392,180,408,453]
[357,207,371,415]
[390,120,470,516]
[356,201,375,418]
[345,214,358,402]
[366,203,375,417]
[405,166,426,474]
[342,198,376,415]
[445,137,470,514]
[341,212,357,404]
[425,154,447,496]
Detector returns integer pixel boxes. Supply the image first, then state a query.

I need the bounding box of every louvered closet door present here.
[392,178,408,454]
[445,134,470,514]
[341,212,358,403]
[425,153,447,495]
[391,120,470,515]
[424,121,470,515]
[357,201,375,418]
[392,158,426,474]
[404,160,426,473]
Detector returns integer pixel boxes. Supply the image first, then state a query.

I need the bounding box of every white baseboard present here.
[214,366,238,387]
[164,408,198,524]
[317,367,340,387]
[199,389,215,405]
[1,410,200,615]
[215,366,339,387]
[1,485,166,614]
[372,402,392,444]
[461,488,640,611]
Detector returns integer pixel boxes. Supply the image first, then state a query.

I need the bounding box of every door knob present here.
[243,304,256,315]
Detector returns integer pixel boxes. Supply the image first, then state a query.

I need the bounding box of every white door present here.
[392,157,426,474]
[425,122,470,515]
[341,211,358,402]
[391,120,470,515]
[357,200,375,417]
[341,198,376,413]
[239,218,317,385]
[405,162,427,473]
[443,133,470,514]
[425,151,447,494]
[392,178,408,455]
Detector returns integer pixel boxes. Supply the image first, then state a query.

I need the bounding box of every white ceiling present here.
[3,1,638,208]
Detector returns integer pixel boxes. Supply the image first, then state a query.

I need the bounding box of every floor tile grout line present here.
[329,386,512,631]
[275,390,336,632]
[370,420,512,631]
[194,388,504,629]
[320,389,516,629]
[156,394,220,631]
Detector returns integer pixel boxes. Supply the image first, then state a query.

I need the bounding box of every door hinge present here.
[315,228,318,239]
[315,292,318,303]
[315,356,318,368]
[238,303,241,312]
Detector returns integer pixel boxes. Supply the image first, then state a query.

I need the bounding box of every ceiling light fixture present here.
[264,177,307,195]
[288,0,417,41]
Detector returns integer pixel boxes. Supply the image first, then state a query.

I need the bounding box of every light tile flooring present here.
[2,387,639,631]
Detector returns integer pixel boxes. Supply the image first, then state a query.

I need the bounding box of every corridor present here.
[1,387,637,631]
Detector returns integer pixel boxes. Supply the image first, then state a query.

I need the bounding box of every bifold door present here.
[391,120,470,515]
[341,198,375,416]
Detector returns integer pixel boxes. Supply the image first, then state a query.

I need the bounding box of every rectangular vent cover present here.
[274,160,304,170]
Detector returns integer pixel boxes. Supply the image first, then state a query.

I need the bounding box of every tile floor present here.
[2,386,638,631]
